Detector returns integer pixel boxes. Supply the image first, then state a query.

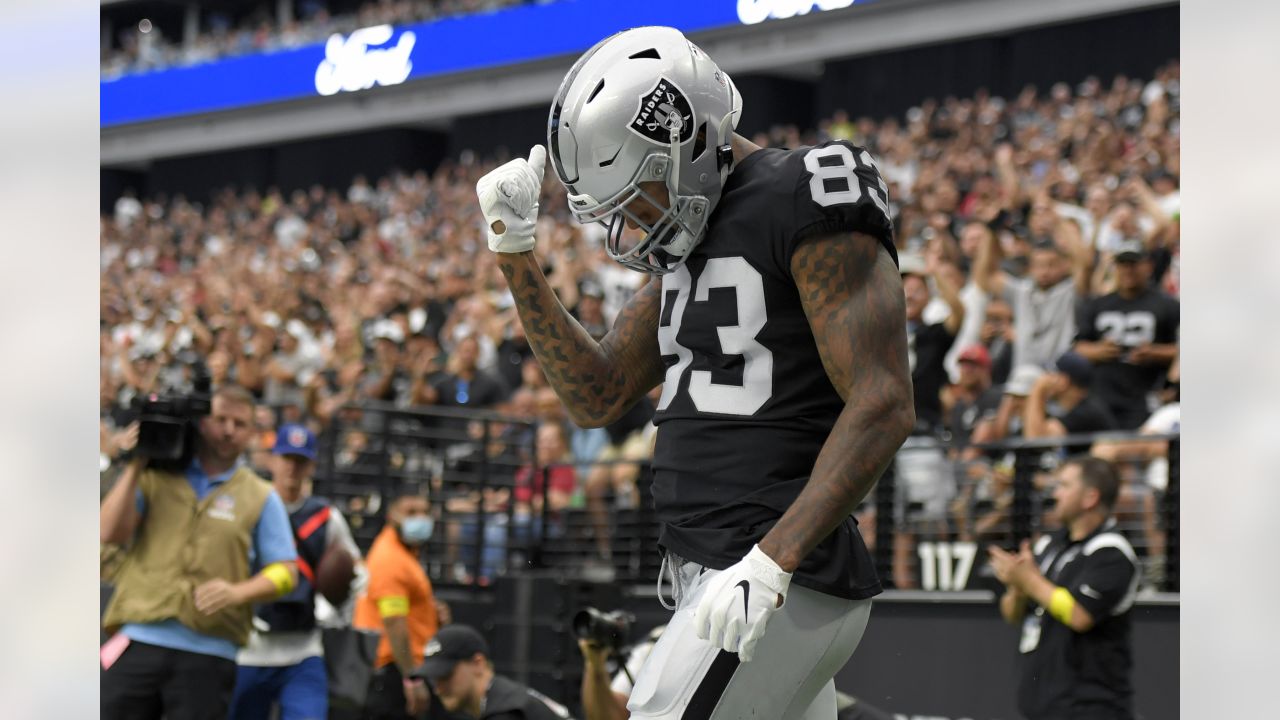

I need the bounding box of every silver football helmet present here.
[548,26,742,274]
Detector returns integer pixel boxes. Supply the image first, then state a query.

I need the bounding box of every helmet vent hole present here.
[691,122,708,162]
[587,80,606,104]
[628,48,661,60]
[598,147,622,168]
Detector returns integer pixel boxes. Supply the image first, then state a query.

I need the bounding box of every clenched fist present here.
[476,145,546,253]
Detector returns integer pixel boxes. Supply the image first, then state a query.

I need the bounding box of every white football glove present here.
[475,145,546,253]
[693,545,792,662]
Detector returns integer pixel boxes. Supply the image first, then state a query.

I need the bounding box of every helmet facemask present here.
[568,130,710,274]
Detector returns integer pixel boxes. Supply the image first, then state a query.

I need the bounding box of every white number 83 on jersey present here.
[657,257,773,416]
[803,144,890,216]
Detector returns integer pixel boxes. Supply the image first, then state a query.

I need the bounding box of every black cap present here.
[1055,351,1094,388]
[1114,238,1146,262]
[413,625,489,681]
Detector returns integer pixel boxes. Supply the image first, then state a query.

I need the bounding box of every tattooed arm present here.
[496,252,665,428]
[758,232,915,573]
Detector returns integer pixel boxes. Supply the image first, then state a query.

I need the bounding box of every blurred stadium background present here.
[100,1,1180,718]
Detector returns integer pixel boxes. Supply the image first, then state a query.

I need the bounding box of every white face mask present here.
[400,516,434,544]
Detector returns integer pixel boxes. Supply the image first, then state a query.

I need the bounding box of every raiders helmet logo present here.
[629,77,694,144]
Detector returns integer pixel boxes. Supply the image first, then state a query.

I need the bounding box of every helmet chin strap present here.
[664,112,683,207]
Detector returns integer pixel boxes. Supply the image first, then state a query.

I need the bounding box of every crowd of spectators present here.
[101,0,538,78]
[100,60,1181,589]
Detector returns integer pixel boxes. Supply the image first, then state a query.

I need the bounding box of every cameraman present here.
[413,624,574,720]
[578,624,657,720]
[100,385,299,720]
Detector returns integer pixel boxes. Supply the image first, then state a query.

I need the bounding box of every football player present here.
[474,27,913,719]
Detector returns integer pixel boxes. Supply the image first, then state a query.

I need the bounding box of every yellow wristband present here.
[261,563,295,596]
[377,596,410,617]
[1049,586,1076,625]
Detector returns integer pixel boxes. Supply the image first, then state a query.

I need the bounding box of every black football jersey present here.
[650,141,896,600]
[1074,288,1179,427]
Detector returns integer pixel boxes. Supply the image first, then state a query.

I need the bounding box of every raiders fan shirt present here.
[1017,519,1140,720]
[650,141,896,600]
[1075,287,1180,429]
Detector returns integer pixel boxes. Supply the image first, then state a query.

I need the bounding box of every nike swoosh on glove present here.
[693,544,792,662]
[475,145,547,253]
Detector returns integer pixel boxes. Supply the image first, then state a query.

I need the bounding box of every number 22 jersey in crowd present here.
[650,140,897,600]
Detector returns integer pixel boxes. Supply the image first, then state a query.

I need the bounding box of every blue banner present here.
[101,0,873,127]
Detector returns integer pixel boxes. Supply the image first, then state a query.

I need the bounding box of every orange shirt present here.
[354,525,439,669]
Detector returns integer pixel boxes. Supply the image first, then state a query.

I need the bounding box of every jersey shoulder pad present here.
[790,141,892,234]
[712,142,895,274]
[779,141,895,265]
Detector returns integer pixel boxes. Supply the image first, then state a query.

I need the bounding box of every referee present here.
[988,456,1141,720]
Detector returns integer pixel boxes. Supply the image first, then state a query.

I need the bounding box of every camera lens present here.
[571,609,596,640]
[572,608,633,651]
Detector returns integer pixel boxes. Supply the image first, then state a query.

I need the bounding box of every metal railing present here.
[875,431,1180,593]
[307,403,1179,594]
[311,401,536,587]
